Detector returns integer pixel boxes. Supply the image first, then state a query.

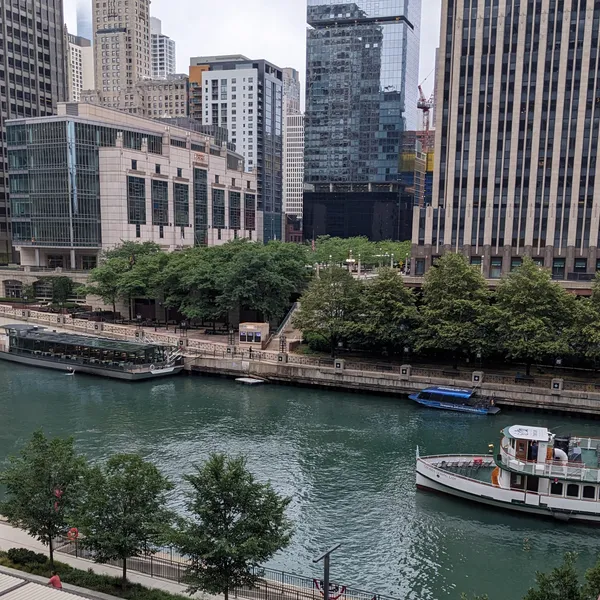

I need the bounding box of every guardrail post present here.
[150,555,153,578]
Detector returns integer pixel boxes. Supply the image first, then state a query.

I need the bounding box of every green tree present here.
[524,552,583,600]
[0,430,87,566]
[85,257,130,316]
[294,266,362,356]
[495,258,575,375]
[350,267,418,355]
[104,241,162,261]
[172,453,293,600]
[415,254,491,363]
[50,276,74,305]
[76,454,173,585]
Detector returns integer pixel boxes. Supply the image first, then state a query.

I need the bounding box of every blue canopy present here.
[422,387,474,400]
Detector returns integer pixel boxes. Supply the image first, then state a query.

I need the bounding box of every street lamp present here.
[313,544,341,600]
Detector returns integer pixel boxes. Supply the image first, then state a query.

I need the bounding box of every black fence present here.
[55,539,400,600]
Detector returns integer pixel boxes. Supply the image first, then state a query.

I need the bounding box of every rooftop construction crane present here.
[417,84,434,133]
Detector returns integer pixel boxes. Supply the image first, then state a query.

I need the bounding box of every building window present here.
[490,258,502,279]
[152,180,169,226]
[533,258,544,268]
[82,256,97,270]
[159,225,164,239]
[415,259,425,276]
[155,164,161,174]
[177,167,183,178]
[574,258,587,274]
[510,258,522,271]
[244,193,256,230]
[552,259,566,280]
[470,257,482,268]
[212,188,225,228]
[131,159,137,170]
[174,182,189,227]
[127,176,146,225]
[194,169,208,246]
[215,174,220,184]
[136,224,141,238]
[229,191,241,230]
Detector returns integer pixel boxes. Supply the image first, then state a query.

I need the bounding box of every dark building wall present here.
[303,188,412,242]
[0,0,68,263]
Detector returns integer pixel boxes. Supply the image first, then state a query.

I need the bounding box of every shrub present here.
[6,548,47,566]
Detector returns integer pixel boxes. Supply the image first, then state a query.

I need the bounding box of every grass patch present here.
[0,550,189,600]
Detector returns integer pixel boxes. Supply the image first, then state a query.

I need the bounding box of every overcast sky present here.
[64,0,442,98]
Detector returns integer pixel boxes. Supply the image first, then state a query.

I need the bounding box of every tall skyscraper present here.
[76,0,93,42]
[190,55,284,243]
[282,68,303,223]
[67,34,95,102]
[412,1,600,282]
[303,0,421,242]
[92,0,151,110]
[151,17,176,79]
[0,0,68,263]
[283,68,301,116]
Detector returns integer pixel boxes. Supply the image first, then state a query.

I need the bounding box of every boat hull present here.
[416,454,600,524]
[409,394,499,415]
[0,351,184,381]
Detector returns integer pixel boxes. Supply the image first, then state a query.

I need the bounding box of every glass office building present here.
[304,0,421,241]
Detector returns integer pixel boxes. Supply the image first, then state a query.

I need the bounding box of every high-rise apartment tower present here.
[412,0,600,281]
[151,17,176,79]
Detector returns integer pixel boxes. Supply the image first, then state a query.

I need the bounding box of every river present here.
[0,362,598,600]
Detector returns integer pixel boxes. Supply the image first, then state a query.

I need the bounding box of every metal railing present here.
[55,539,400,600]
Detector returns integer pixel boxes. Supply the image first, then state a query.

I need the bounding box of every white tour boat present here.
[416,424,600,524]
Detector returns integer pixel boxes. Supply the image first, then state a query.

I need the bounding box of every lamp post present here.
[390,253,394,268]
[313,544,341,600]
[481,255,485,276]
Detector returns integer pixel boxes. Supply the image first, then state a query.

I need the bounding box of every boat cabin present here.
[497,425,600,502]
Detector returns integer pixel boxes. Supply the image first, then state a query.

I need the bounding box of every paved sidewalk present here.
[0,520,218,600]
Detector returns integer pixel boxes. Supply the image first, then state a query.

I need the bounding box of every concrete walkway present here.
[0,520,218,600]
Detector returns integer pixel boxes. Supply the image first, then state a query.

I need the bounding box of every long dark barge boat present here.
[0,324,184,381]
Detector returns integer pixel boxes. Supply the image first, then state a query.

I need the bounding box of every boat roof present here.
[1,324,162,352]
[503,425,551,442]
[423,386,474,400]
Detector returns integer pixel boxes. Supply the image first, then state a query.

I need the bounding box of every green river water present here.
[0,361,599,600]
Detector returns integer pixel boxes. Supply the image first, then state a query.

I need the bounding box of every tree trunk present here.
[122,558,127,586]
[224,587,229,600]
[49,536,54,568]
[526,362,531,376]
[112,300,116,317]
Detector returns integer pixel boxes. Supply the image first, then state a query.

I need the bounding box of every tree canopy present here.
[172,453,293,600]
[76,454,174,584]
[0,430,87,566]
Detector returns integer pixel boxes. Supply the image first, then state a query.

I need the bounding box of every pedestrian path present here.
[0,520,218,600]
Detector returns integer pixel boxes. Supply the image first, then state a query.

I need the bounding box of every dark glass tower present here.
[303,0,421,242]
[0,0,68,263]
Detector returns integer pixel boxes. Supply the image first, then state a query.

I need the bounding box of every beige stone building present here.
[7,103,260,270]
[412,0,600,283]
[92,0,151,111]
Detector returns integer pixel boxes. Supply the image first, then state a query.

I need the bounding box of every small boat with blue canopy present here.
[409,386,500,415]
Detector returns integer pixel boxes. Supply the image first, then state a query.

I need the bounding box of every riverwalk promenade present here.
[0,520,212,599]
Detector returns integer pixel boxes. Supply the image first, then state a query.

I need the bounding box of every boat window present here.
[419,392,431,400]
[566,484,579,498]
[550,481,563,495]
[583,485,596,500]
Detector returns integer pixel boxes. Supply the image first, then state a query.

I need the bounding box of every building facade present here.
[92,0,151,111]
[0,0,68,264]
[7,103,260,269]
[303,0,421,242]
[283,113,304,219]
[283,68,301,116]
[150,17,176,79]
[132,74,188,118]
[413,0,600,281]
[67,34,95,102]
[190,55,284,242]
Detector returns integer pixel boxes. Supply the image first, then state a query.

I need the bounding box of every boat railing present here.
[498,443,600,482]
